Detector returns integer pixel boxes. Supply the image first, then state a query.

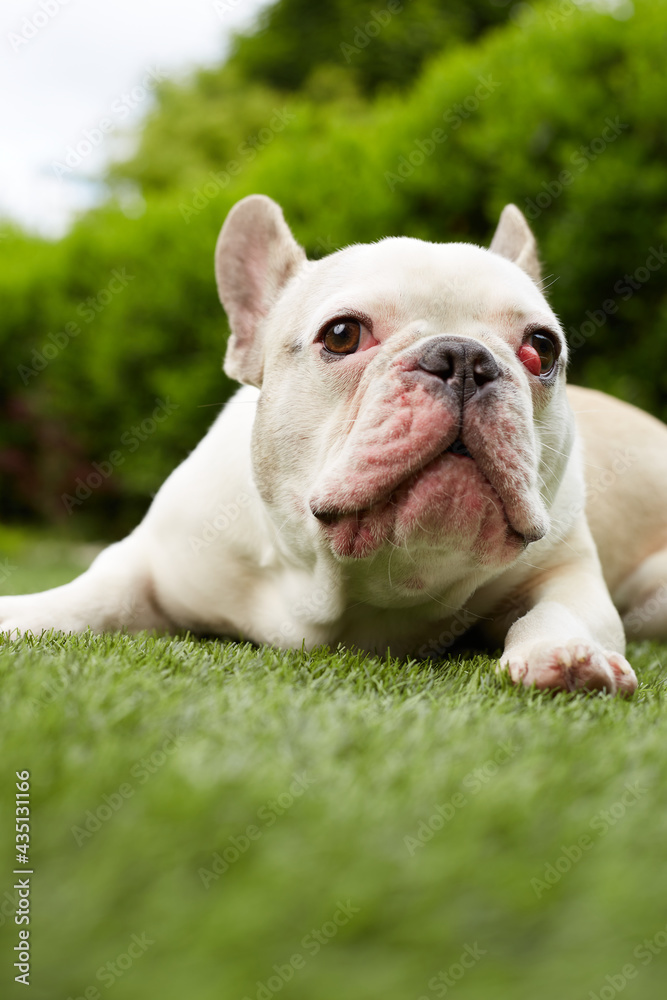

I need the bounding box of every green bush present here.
[227,0,512,95]
[1,0,665,535]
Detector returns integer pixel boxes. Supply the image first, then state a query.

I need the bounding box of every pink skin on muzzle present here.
[309,358,548,561]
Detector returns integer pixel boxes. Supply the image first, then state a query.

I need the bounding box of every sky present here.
[0,0,272,238]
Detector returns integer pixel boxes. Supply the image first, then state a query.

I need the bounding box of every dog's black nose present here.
[417,337,500,391]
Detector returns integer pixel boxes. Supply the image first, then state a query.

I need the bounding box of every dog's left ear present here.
[489,204,541,285]
[215,194,306,386]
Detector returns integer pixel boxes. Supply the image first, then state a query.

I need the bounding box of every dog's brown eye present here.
[322,320,361,355]
[520,331,558,376]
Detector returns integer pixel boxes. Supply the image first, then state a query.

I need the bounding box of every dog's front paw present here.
[499,640,637,696]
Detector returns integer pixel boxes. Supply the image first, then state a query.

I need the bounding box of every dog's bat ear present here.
[215,194,306,386]
[489,204,542,285]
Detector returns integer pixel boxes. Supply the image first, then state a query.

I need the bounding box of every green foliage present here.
[0,206,236,533]
[1,0,666,534]
[110,66,290,193]
[113,0,513,195]
[227,0,512,95]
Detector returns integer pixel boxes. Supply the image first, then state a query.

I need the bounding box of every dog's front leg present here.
[0,533,173,638]
[499,521,638,695]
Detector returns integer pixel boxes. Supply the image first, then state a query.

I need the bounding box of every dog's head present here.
[215,195,574,595]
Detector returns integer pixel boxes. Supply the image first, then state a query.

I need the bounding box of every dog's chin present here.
[317,452,530,563]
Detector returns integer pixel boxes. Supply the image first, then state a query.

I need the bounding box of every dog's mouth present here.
[444,437,472,458]
[310,438,533,561]
[312,437,471,526]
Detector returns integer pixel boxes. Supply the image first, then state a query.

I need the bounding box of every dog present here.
[2,195,667,695]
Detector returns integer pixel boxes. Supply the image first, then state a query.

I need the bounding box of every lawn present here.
[1,536,667,1000]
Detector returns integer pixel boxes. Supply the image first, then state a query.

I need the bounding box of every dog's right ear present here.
[215,194,306,387]
[489,204,542,285]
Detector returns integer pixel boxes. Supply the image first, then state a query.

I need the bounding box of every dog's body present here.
[2,197,666,694]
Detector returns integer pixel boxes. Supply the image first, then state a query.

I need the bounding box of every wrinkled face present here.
[250,237,573,581]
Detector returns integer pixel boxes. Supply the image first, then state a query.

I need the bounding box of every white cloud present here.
[0,0,272,237]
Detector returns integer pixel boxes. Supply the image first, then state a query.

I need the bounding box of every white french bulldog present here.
[2,195,667,695]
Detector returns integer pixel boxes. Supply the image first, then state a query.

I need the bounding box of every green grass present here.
[1,539,667,1000]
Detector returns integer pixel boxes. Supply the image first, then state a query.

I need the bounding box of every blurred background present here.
[1,0,665,544]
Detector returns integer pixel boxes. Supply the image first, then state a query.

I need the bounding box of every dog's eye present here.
[321,319,362,355]
[519,331,558,377]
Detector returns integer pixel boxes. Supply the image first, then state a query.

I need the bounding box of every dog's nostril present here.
[311,507,338,525]
[418,343,462,382]
[435,354,454,379]
[472,355,500,387]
